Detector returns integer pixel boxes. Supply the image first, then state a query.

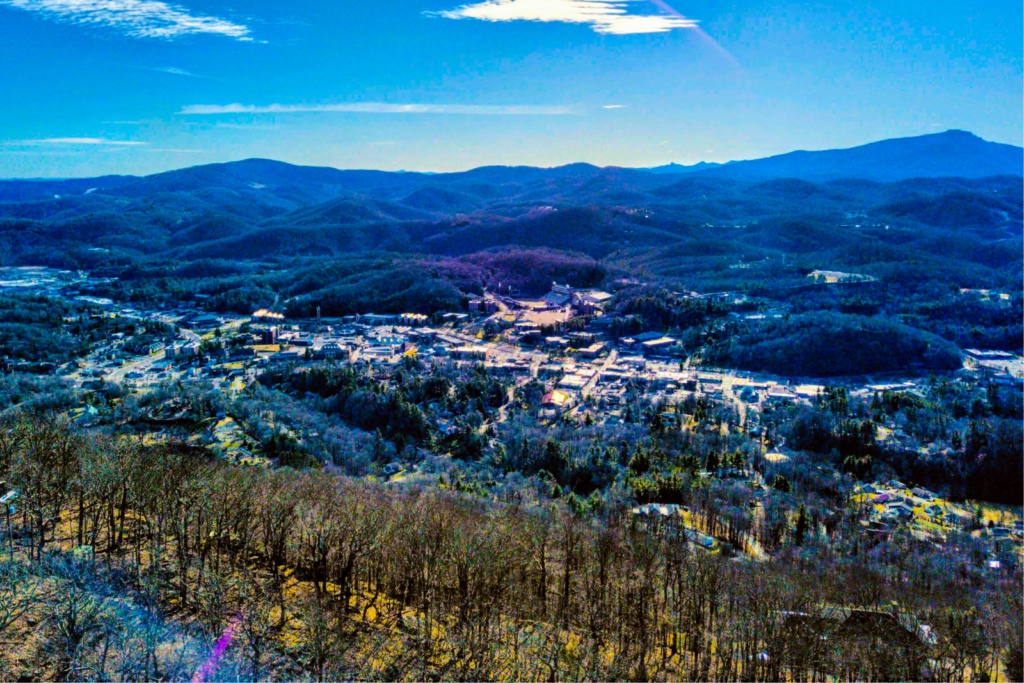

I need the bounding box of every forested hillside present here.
[1,150,1021,378]
[0,415,1019,681]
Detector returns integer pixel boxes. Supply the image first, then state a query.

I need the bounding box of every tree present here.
[794,504,808,546]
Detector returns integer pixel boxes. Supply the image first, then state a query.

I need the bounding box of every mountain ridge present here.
[1,131,1020,203]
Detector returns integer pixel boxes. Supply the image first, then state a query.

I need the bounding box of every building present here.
[766,385,797,403]
[640,336,676,357]
[558,374,587,391]
[468,298,499,314]
[359,313,400,326]
[183,314,222,330]
[574,289,613,314]
[541,282,574,307]
[312,342,348,360]
[579,342,605,360]
[544,336,570,349]
[400,313,429,326]
[567,331,597,346]
[450,346,488,362]
[541,390,572,414]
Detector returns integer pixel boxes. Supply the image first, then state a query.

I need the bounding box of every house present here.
[911,487,935,501]
[631,503,687,521]
[579,342,605,360]
[886,500,915,519]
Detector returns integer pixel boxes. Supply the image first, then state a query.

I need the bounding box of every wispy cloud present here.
[143,148,204,152]
[16,137,147,145]
[431,0,696,35]
[179,103,574,115]
[603,105,626,109]
[0,0,253,40]
[130,65,208,77]
[213,122,278,130]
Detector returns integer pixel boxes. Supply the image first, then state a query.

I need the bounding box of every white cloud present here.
[432,0,696,35]
[18,137,147,145]
[143,148,204,153]
[0,0,253,40]
[179,103,574,115]
[603,105,626,109]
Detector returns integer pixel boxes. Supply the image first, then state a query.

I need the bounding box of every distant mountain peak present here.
[686,130,1022,182]
[638,161,726,175]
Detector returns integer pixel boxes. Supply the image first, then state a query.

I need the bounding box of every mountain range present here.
[0,129,1020,292]
[1,130,1020,205]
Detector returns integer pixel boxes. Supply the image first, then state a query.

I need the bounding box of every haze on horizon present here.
[0,0,1021,178]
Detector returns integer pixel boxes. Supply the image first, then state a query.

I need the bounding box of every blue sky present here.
[0,0,1020,177]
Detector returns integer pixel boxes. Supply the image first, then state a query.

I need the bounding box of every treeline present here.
[0,415,1020,682]
[707,312,963,377]
[768,384,1024,505]
[0,294,143,366]
[258,362,509,456]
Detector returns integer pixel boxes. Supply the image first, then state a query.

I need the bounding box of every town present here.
[4,266,1019,574]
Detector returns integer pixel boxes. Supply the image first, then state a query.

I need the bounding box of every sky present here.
[0,0,1021,177]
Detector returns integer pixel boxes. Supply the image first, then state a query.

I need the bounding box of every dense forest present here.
[0,414,1019,682]
[705,312,963,377]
